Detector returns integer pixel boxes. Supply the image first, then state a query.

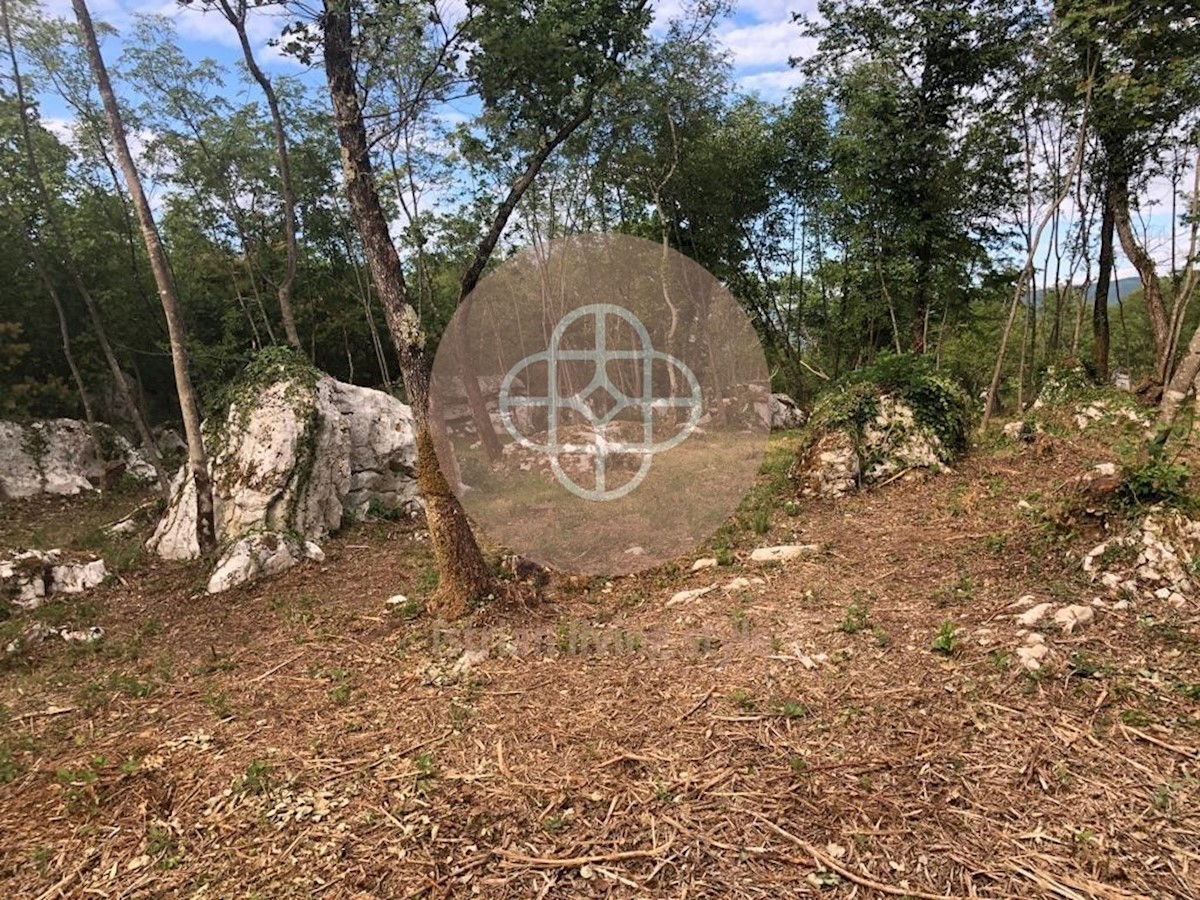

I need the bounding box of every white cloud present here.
[737,67,804,97]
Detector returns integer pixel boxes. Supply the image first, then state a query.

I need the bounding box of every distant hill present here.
[1035,276,1143,306]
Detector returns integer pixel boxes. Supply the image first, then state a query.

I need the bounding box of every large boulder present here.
[0,419,156,499]
[148,353,419,579]
[756,393,805,431]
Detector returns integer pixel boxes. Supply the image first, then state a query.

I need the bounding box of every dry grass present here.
[0,428,1197,899]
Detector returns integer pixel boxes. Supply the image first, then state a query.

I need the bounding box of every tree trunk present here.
[72,0,216,554]
[1,0,167,489]
[1093,192,1115,382]
[11,212,103,461]
[217,0,302,350]
[1111,175,1171,382]
[323,0,492,618]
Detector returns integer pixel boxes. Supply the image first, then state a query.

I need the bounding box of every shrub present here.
[804,353,974,458]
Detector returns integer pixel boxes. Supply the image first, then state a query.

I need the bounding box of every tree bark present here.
[1,0,167,489]
[1111,175,1171,383]
[215,0,302,350]
[1092,191,1115,383]
[72,0,216,554]
[323,0,493,618]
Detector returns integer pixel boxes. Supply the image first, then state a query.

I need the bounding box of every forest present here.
[2,0,1196,428]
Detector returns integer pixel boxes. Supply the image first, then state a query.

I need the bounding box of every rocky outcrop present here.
[1,549,108,611]
[206,532,325,594]
[147,358,418,592]
[1083,507,1199,608]
[796,396,950,498]
[328,380,420,519]
[0,419,156,499]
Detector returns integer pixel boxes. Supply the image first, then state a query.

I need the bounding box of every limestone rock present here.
[798,431,860,498]
[0,550,107,611]
[750,544,818,563]
[1015,602,1053,627]
[767,393,805,430]
[1053,604,1095,634]
[666,585,716,607]
[327,380,420,519]
[1016,633,1049,671]
[0,419,156,499]
[206,532,325,594]
[149,371,420,564]
[691,557,718,571]
[797,395,953,498]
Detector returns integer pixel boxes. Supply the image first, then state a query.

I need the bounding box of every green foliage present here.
[1116,451,1192,511]
[236,759,275,796]
[931,621,958,656]
[807,353,974,457]
[1034,365,1097,407]
[840,602,870,634]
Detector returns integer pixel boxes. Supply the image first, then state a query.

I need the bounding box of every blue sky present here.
[30,0,1194,284]
[36,0,820,97]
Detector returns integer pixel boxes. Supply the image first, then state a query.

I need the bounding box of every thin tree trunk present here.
[12,213,102,460]
[1093,192,1115,382]
[216,0,302,349]
[323,0,492,617]
[72,0,215,553]
[451,94,597,461]
[1111,175,1170,382]
[1,0,167,488]
[983,87,1091,430]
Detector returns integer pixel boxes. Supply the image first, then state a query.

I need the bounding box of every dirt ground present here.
[1,428,1197,899]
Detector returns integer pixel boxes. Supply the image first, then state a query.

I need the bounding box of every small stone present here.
[667,585,716,607]
[451,649,488,676]
[1167,592,1186,608]
[1016,603,1053,627]
[723,576,764,592]
[1010,594,1038,608]
[1053,604,1095,634]
[1154,587,1172,600]
[691,557,718,571]
[385,594,409,606]
[59,626,104,644]
[750,545,818,563]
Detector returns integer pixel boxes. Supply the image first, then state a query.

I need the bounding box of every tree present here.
[1,0,167,483]
[182,0,302,349]
[798,0,1038,353]
[1056,0,1200,385]
[71,0,216,553]
[318,0,649,615]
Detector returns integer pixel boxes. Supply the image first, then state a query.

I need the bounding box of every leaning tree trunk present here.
[10,211,103,461]
[1,0,167,489]
[72,0,216,554]
[1111,175,1171,383]
[323,0,493,618]
[217,0,302,350]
